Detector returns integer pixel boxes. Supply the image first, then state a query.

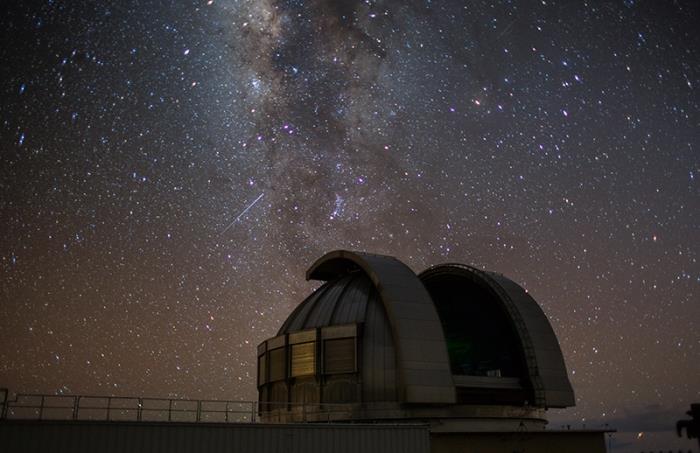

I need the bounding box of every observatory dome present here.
[257,250,574,430]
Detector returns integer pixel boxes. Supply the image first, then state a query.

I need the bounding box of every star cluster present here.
[0,0,698,448]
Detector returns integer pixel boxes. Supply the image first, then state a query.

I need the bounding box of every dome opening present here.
[421,273,525,379]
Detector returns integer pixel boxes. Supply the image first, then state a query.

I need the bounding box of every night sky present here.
[1,0,698,450]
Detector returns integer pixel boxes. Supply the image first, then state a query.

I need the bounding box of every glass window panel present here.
[324,338,355,374]
[291,342,315,377]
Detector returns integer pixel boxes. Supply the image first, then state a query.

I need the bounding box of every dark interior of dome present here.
[423,275,525,378]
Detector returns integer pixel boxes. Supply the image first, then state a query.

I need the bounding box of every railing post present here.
[106,397,111,421]
[251,402,256,423]
[137,398,143,422]
[225,402,229,423]
[196,400,201,422]
[168,399,172,422]
[73,396,80,420]
[38,395,45,420]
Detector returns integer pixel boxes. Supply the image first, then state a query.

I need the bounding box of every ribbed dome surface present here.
[278,271,380,334]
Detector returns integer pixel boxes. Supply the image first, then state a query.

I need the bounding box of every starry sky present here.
[1,0,698,450]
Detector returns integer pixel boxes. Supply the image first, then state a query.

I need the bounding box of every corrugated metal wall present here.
[0,421,430,453]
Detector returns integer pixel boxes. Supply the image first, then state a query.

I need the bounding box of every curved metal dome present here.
[278,271,380,334]
[257,250,575,428]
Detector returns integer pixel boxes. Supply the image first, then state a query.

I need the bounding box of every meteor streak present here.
[221,193,264,234]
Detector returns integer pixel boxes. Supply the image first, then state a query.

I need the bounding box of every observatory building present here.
[257,250,576,433]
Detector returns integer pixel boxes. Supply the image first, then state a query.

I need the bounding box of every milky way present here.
[1,1,698,450]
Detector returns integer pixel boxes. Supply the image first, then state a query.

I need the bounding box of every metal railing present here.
[0,388,356,424]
